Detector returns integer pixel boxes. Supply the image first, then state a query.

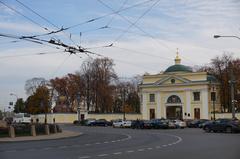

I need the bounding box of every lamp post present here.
[214,35,238,119]
[211,86,216,120]
[76,92,81,122]
[214,35,240,40]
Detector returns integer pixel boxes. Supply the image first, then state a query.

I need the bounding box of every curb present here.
[0,130,82,143]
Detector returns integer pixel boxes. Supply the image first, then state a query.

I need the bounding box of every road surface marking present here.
[113,152,122,155]
[138,149,145,152]
[126,150,134,153]
[79,156,91,159]
[98,154,109,157]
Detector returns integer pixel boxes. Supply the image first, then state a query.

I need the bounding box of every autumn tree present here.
[25,86,50,114]
[198,54,240,112]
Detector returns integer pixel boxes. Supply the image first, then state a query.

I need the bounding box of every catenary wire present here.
[0,0,49,31]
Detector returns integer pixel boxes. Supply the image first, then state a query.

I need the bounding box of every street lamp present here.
[214,35,240,40]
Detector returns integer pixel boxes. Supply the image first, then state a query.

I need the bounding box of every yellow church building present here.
[139,53,220,120]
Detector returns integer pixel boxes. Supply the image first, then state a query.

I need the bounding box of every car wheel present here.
[225,127,232,133]
[205,126,211,133]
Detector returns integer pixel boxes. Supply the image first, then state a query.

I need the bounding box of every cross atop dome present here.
[175,48,181,65]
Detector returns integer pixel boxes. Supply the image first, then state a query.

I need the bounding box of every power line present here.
[0,51,64,59]
[65,0,156,30]
[15,0,58,29]
[112,46,172,62]
[97,0,197,65]
[105,0,129,27]
[100,0,161,44]
[0,0,49,31]
[14,0,78,46]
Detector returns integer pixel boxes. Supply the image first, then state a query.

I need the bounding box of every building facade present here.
[139,53,220,120]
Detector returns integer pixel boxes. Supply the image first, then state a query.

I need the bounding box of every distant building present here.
[139,52,220,120]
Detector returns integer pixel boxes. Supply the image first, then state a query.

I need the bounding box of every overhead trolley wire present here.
[65,0,156,30]
[0,51,64,59]
[98,0,161,44]
[14,0,78,46]
[0,0,49,31]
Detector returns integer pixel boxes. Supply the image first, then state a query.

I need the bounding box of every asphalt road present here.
[0,125,240,159]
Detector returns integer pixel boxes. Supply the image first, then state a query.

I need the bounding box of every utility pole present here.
[229,63,236,119]
[123,88,126,121]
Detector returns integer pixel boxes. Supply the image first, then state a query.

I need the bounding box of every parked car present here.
[203,118,240,133]
[142,120,152,129]
[198,120,213,128]
[188,119,209,128]
[91,119,111,126]
[165,119,176,129]
[85,118,96,126]
[123,120,132,128]
[173,120,187,129]
[113,119,124,128]
[131,120,145,129]
[150,119,168,129]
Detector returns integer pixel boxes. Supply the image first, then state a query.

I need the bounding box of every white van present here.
[13,113,31,123]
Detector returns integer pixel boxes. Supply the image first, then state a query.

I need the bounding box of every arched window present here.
[167,95,181,103]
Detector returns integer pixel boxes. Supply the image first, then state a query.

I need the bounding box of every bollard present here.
[54,124,58,133]
[31,124,36,137]
[9,125,15,138]
[45,124,50,135]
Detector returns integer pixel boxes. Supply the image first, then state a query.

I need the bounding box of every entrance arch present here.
[166,95,183,120]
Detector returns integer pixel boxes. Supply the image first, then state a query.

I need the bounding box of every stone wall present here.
[31,113,142,123]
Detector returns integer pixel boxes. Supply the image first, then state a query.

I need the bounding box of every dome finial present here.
[175,48,181,64]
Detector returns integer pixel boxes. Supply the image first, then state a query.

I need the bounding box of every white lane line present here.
[97,154,109,157]
[85,144,91,146]
[126,150,134,153]
[103,141,109,143]
[113,152,122,155]
[137,149,145,152]
[79,156,91,159]
[111,141,116,143]
[162,145,167,147]
[147,147,153,150]
[95,142,100,144]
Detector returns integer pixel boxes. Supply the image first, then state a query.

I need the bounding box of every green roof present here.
[165,64,193,73]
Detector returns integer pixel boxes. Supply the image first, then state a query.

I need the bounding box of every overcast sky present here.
[0,0,239,111]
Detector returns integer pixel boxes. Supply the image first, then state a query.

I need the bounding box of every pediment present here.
[154,75,191,85]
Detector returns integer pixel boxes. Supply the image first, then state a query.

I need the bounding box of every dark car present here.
[142,120,152,129]
[150,119,169,129]
[199,120,213,128]
[131,120,144,129]
[203,118,240,133]
[188,119,209,128]
[91,119,111,126]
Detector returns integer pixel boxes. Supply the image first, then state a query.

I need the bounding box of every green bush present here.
[0,127,9,137]
[13,124,31,137]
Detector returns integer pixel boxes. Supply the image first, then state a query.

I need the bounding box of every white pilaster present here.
[186,90,191,119]
[142,93,148,120]
[156,92,161,118]
[201,89,209,119]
